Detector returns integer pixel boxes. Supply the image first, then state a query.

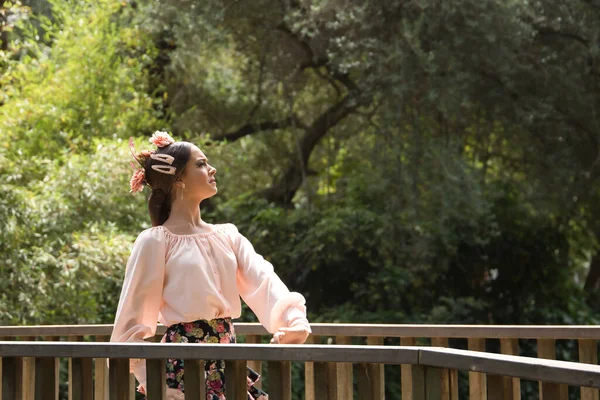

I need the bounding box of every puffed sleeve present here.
[230,224,311,334]
[110,227,165,390]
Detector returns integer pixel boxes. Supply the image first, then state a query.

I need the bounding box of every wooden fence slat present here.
[109,358,132,400]
[411,365,444,400]
[69,336,93,400]
[146,358,166,400]
[70,358,93,400]
[580,339,599,400]
[426,366,443,400]
[304,335,316,400]
[268,361,292,400]
[499,338,520,400]
[361,336,384,400]
[16,355,36,400]
[402,337,417,400]
[225,359,247,400]
[245,335,263,389]
[431,337,458,400]
[468,338,487,400]
[2,357,16,400]
[537,339,568,400]
[184,359,206,400]
[334,336,353,399]
[488,337,521,400]
[314,362,331,399]
[94,336,109,400]
[37,356,59,400]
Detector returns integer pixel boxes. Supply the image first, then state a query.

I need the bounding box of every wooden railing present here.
[2,323,600,399]
[2,341,600,400]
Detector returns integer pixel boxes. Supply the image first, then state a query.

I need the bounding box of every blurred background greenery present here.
[1,0,600,397]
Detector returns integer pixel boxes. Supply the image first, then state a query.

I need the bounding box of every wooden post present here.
[245,335,263,389]
[356,336,385,400]
[184,359,206,400]
[225,360,247,400]
[3,357,17,400]
[537,339,568,400]
[501,338,520,400]
[68,336,93,400]
[37,355,59,400]
[334,336,353,399]
[14,336,35,400]
[314,362,332,400]
[402,337,416,400]
[305,335,316,400]
[468,338,487,400]
[579,339,599,400]
[412,365,443,400]
[487,338,520,400]
[70,358,94,400]
[94,336,109,400]
[431,337,458,400]
[16,355,36,400]
[268,361,292,400]
[146,359,166,400]
[109,358,132,400]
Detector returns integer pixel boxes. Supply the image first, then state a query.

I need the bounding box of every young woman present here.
[110,132,311,399]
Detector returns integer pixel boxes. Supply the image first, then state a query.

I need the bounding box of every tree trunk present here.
[261,96,356,205]
[584,251,600,293]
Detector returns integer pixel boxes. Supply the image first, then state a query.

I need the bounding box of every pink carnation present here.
[149,131,175,148]
[129,169,145,193]
[219,336,230,344]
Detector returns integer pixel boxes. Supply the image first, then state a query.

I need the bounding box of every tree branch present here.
[261,96,357,205]
[211,117,298,142]
[534,25,589,47]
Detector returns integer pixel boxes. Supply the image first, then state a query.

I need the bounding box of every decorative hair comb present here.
[128,131,177,193]
[150,153,176,175]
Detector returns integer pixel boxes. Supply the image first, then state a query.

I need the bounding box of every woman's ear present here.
[174,180,186,189]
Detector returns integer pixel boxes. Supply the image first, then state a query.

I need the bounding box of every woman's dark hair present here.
[144,141,193,226]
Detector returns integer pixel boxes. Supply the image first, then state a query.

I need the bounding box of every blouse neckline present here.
[157,224,225,238]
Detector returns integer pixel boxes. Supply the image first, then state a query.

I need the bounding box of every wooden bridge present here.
[1,323,600,399]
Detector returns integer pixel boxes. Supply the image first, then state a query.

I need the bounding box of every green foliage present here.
[2,2,600,399]
[0,0,157,324]
[0,139,147,324]
[1,0,160,160]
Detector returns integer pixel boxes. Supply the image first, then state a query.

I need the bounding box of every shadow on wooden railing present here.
[1,323,600,399]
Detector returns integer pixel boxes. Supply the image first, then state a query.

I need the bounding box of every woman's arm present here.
[110,228,166,391]
[230,224,311,343]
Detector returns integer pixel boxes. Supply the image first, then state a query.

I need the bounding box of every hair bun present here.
[151,187,167,200]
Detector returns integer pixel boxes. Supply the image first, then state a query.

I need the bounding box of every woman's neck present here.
[164,200,212,234]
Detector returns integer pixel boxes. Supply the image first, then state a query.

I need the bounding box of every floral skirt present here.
[163,318,268,400]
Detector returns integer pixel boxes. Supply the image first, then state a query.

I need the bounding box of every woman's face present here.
[179,145,217,201]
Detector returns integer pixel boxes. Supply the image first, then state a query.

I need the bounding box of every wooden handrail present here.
[1,341,600,388]
[0,341,420,365]
[4,323,600,339]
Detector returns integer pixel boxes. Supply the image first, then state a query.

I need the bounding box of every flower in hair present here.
[149,131,175,148]
[129,138,155,169]
[129,169,146,193]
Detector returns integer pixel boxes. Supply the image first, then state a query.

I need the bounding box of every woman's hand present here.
[270,325,310,344]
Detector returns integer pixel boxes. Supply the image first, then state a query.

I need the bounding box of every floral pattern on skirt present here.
[163,318,268,400]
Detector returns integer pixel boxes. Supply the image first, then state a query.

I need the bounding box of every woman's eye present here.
[197,162,205,167]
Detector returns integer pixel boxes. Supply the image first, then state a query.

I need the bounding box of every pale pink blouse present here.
[110,223,310,388]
